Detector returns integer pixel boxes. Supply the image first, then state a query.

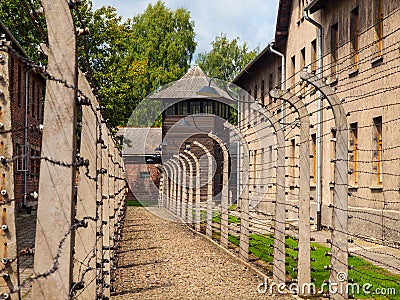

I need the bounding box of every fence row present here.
[0,1,127,299]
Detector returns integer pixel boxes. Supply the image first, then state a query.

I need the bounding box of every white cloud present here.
[92,0,279,58]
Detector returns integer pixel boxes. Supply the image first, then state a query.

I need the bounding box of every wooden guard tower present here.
[149,66,235,202]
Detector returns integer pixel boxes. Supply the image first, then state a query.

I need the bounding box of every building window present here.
[140,172,151,179]
[311,39,317,74]
[261,80,265,105]
[30,148,35,177]
[350,7,359,69]
[253,149,257,187]
[253,85,258,101]
[330,130,336,182]
[311,134,317,184]
[182,102,188,115]
[298,0,305,20]
[38,84,42,120]
[300,48,306,93]
[10,57,15,102]
[291,55,296,88]
[268,145,273,180]
[185,142,191,150]
[35,149,40,177]
[373,117,382,184]
[17,64,22,107]
[268,73,273,104]
[204,101,214,114]
[31,80,35,117]
[188,101,200,114]
[290,138,296,185]
[374,0,383,56]
[349,123,358,184]
[165,105,174,116]
[16,144,28,172]
[330,23,339,76]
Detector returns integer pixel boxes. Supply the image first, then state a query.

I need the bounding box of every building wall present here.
[124,160,160,204]
[234,0,400,244]
[5,46,44,209]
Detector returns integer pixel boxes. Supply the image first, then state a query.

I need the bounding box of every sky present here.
[92,0,280,60]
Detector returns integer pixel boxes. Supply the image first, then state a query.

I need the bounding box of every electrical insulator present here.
[30,191,39,200]
[2,273,10,281]
[2,293,9,299]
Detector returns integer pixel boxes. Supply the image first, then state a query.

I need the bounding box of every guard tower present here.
[149,66,235,202]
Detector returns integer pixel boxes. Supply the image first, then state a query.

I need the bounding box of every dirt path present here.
[111,206,291,299]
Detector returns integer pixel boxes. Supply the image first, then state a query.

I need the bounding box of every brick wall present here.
[125,161,161,204]
[8,52,44,209]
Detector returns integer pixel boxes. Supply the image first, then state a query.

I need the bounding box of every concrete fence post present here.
[193,141,213,238]
[251,103,286,285]
[178,154,189,220]
[175,155,186,218]
[170,159,181,215]
[300,71,349,300]
[73,70,101,299]
[270,88,311,294]
[208,133,229,248]
[164,162,174,211]
[155,164,164,208]
[101,123,111,298]
[0,40,19,298]
[32,1,78,298]
[184,150,201,231]
[223,123,250,261]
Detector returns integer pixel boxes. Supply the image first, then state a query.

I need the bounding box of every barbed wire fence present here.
[0,1,127,299]
[160,6,400,300]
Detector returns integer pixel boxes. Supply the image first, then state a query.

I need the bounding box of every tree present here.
[0,0,197,128]
[128,0,197,95]
[196,33,258,82]
[0,0,46,61]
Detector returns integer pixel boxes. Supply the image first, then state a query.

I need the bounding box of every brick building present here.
[122,127,162,205]
[0,21,45,210]
[233,0,400,243]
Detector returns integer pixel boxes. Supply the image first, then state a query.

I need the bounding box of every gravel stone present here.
[111,207,293,300]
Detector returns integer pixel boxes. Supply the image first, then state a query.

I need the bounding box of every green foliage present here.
[0,0,46,62]
[212,212,241,224]
[196,33,258,81]
[0,0,196,128]
[82,0,196,127]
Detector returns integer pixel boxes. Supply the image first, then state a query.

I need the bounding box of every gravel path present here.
[111,206,292,300]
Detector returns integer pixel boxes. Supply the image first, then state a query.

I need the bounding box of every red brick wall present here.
[8,52,44,209]
[125,161,161,203]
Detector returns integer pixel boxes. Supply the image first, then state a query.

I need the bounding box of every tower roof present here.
[148,65,233,103]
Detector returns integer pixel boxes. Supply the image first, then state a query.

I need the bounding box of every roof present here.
[0,20,29,58]
[306,0,326,14]
[120,127,162,155]
[232,44,272,85]
[232,0,292,85]
[148,65,233,103]
[274,0,292,47]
